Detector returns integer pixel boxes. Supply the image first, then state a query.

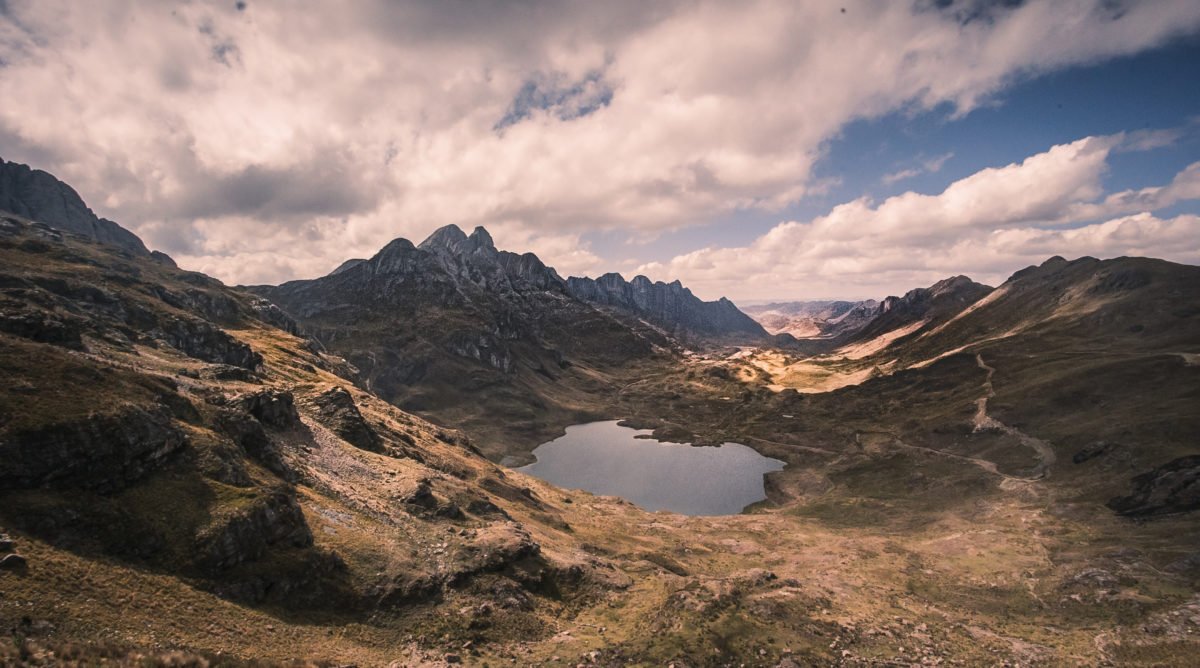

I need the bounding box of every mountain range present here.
[1,157,1198,666]
[742,299,879,338]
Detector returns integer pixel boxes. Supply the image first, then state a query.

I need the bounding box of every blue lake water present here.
[514,420,786,516]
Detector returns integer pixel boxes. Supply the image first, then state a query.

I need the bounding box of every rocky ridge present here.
[567,272,769,342]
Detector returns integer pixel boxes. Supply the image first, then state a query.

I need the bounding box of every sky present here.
[0,0,1198,302]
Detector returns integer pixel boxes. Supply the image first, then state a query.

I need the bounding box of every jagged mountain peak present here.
[419,223,468,250]
[468,225,495,251]
[418,223,497,257]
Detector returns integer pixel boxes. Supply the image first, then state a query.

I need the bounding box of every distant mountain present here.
[840,275,994,349]
[743,299,879,338]
[0,157,160,260]
[566,272,769,343]
[253,225,670,460]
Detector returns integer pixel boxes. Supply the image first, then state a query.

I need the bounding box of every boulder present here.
[1108,455,1200,517]
[310,386,381,452]
[0,553,26,569]
[1073,441,1116,464]
[233,390,300,430]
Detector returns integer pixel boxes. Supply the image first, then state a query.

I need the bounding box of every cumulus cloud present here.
[0,1,1198,283]
[638,137,1200,300]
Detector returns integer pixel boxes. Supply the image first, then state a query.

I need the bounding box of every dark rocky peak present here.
[329,258,366,276]
[928,275,977,297]
[0,157,152,257]
[418,223,468,252]
[350,237,427,278]
[418,224,498,259]
[467,226,496,253]
[880,275,991,313]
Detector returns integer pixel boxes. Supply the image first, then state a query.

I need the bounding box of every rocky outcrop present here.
[1108,456,1200,517]
[249,297,301,335]
[443,522,541,586]
[0,306,86,348]
[0,406,185,493]
[195,492,314,570]
[212,407,293,480]
[156,317,262,370]
[232,389,301,429]
[567,272,767,342]
[0,158,151,256]
[310,386,382,452]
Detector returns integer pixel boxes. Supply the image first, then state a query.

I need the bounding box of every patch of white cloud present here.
[638,137,1200,301]
[0,1,1198,284]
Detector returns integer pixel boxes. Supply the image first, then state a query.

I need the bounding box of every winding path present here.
[972,353,1057,479]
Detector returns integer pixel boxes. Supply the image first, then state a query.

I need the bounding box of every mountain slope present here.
[888,256,1200,365]
[566,272,769,343]
[253,225,671,461]
[0,210,639,663]
[0,157,157,259]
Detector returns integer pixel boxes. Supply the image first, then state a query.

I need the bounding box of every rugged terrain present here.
[0,160,1198,666]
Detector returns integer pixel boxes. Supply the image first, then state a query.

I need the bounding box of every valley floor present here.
[5,339,1199,667]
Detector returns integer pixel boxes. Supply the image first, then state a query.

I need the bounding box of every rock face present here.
[1108,456,1200,517]
[566,273,768,342]
[157,316,262,370]
[310,386,382,452]
[0,158,151,256]
[0,406,186,493]
[196,492,314,570]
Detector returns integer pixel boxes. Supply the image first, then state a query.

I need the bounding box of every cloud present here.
[882,152,954,185]
[0,1,1198,283]
[638,136,1200,300]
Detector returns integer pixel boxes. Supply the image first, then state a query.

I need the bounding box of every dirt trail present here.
[973,353,1057,479]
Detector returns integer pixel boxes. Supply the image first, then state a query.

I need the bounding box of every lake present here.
[514,420,786,516]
